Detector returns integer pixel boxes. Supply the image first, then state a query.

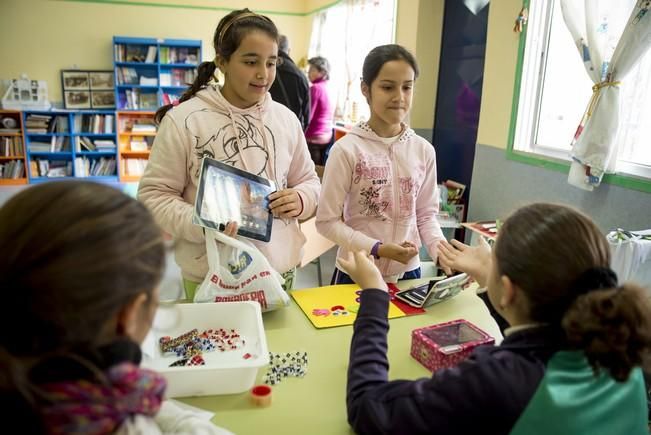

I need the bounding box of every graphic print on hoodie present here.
[185,107,281,187]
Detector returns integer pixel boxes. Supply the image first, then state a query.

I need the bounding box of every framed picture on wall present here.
[64,91,91,109]
[91,91,116,109]
[89,71,115,90]
[61,71,90,90]
[62,69,115,109]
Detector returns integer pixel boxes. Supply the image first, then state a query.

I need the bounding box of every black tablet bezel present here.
[194,157,275,242]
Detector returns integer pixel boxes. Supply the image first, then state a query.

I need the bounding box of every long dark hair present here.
[495,203,651,381]
[0,181,165,426]
[155,8,278,123]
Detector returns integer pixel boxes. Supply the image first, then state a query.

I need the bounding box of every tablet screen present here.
[194,157,275,242]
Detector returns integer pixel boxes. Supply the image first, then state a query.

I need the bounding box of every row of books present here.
[30,160,72,178]
[25,114,69,134]
[129,135,152,151]
[30,136,69,153]
[116,67,158,86]
[1,136,24,156]
[159,46,199,65]
[160,69,196,87]
[119,89,158,110]
[0,160,24,179]
[75,136,117,152]
[74,157,117,177]
[73,114,114,134]
[161,92,182,105]
[123,158,148,175]
[121,117,157,134]
[115,44,157,63]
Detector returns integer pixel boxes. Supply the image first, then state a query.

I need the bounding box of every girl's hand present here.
[223,221,238,238]
[437,237,492,287]
[378,242,418,264]
[339,251,388,292]
[268,189,302,218]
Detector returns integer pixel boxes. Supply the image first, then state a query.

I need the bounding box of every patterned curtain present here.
[561,0,651,190]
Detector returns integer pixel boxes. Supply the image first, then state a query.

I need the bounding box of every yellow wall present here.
[0,0,442,122]
[409,0,443,130]
[0,0,310,104]
[476,0,521,149]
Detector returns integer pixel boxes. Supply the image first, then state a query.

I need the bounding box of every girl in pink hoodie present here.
[138,9,320,300]
[316,44,445,284]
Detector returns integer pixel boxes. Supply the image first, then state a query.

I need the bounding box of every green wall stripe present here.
[505,0,651,194]
[53,0,343,16]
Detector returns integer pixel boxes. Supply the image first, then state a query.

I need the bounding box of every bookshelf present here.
[117,111,156,182]
[113,36,201,111]
[23,110,118,182]
[0,110,27,185]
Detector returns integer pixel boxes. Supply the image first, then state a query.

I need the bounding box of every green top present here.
[511,350,648,435]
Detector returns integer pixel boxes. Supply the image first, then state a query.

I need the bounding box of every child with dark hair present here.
[0,181,229,433]
[305,56,334,165]
[139,9,320,300]
[316,44,445,285]
[343,202,651,434]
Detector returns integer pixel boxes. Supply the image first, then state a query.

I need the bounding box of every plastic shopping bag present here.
[194,228,290,312]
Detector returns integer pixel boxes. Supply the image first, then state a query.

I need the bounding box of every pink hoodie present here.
[138,85,320,282]
[316,122,445,280]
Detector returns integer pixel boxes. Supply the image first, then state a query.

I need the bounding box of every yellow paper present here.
[290,284,406,329]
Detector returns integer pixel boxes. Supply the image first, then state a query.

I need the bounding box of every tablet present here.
[395,281,436,308]
[424,273,469,307]
[193,157,275,242]
[395,273,470,308]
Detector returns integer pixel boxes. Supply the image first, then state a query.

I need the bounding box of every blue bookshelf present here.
[113,36,202,111]
[23,110,118,182]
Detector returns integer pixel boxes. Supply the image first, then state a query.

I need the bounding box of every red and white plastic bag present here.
[194,228,289,312]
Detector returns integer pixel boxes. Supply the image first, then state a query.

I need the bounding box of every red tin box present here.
[411,319,495,372]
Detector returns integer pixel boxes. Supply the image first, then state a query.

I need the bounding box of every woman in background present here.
[306,56,334,165]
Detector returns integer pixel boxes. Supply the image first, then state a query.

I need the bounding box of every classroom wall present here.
[468,0,651,231]
[396,0,444,130]
[0,0,314,104]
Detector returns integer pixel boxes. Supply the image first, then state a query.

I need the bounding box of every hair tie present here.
[172,99,180,106]
[572,267,618,295]
[218,12,261,47]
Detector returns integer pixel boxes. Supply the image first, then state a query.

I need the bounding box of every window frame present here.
[507,0,651,193]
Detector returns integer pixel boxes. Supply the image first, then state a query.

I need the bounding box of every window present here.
[308,0,396,123]
[512,0,651,180]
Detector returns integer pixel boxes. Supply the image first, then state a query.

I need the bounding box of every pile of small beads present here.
[159,328,244,367]
[264,351,308,385]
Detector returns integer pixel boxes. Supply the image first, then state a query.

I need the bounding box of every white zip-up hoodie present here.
[138,85,320,282]
[316,122,444,280]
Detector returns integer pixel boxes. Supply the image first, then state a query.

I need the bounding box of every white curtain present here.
[308,0,396,123]
[560,0,651,191]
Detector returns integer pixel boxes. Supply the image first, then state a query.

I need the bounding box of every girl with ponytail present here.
[139,9,320,300]
[342,202,651,434]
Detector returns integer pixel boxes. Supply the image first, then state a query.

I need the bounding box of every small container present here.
[141,301,269,397]
[411,319,494,372]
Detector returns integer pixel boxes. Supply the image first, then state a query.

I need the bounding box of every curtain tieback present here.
[587,79,621,116]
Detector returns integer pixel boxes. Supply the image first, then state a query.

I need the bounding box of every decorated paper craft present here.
[291,284,425,329]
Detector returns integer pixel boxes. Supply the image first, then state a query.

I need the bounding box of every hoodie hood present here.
[196,84,273,116]
[348,121,416,145]
[194,85,277,183]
